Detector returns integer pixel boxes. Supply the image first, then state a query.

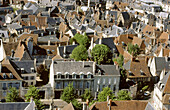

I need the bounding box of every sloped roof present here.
[96,64,120,76]
[89,100,148,110]
[62,102,75,110]
[0,102,30,110]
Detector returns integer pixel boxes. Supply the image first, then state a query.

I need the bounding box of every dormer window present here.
[98,69,102,76]
[128,71,133,76]
[72,72,77,79]
[21,68,24,73]
[9,73,13,78]
[80,72,84,79]
[109,78,111,84]
[56,72,61,79]
[3,73,6,79]
[54,31,56,34]
[41,33,43,37]
[65,72,69,79]
[140,70,145,76]
[31,68,35,73]
[49,31,51,35]
[87,72,92,79]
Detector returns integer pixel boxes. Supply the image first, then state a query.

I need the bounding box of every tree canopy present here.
[25,86,44,110]
[81,89,94,102]
[6,87,24,102]
[127,43,140,57]
[113,54,124,68]
[61,83,82,110]
[71,45,88,61]
[117,90,132,100]
[91,44,112,64]
[98,87,115,102]
[70,33,90,49]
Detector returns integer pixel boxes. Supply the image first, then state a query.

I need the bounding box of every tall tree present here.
[25,86,44,110]
[6,87,24,102]
[81,89,94,102]
[127,43,140,57]
[70,33,90,49]
[71,45,88,61]
[91,44,112,64]
[98,87,115,102]
[61,83,82,110]
[117,90,131,100]
[113,54,124,68]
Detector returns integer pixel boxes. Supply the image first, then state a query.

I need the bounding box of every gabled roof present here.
[11,60,35,73]
[89,100,148,110]
[58,45,78,58]
[0,60,22,81]
[96,64,120,76]
[53,61,94,75]
[95,37,117,53]
[0,102,30,110]
[62,102,75,110]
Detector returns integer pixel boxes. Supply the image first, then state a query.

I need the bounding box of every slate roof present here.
[53,61,94,75]
[156,72,170,93]
[89,100,148,110]
[0,102,30,110]
[58,45,78,58]
[11,60,35,73]
[122,12,130,21]
[155,57,166,72]
[95,37,118,53]
[96,64,120,76]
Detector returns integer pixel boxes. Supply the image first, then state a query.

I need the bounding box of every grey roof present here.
[155,57,166,72]
[123,59,132,70]
[24,2,32,8]
[95,37,118,53]
[121,12,130,21]
[53,61,94,75]
[12,60,35,73]
[38,35,60,43]
[109,11,118,20]
[0,30,9,38]
[0,102,30,110]
[96,64,120,76]
[145,102,155,110]
[58,45,78,58]
[95,25,102,32]
[47,17,57,26]
[17,10,33,15]
[156,71,170,91]
[27,4,39,14]
[7,23,21,31]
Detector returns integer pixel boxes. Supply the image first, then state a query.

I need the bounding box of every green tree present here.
[81,89,94,102]
[6,87,24,102]
[113,54,124,68]
[98,87,115,102]
[127,43,140,57]
[71,33,90,48]
[61,83,82,110]
[25,86,44,110]
[91,44,112,64]
[117,90,131,100]
[71,45,88,61]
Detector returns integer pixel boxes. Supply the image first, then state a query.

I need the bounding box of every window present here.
[87,74,91,79]
[8,83,12,88]
[23,76,28,80]
[73,81,76,88]
[98,78,101,84]
[31,68,35,73]
[64,82,68,88]
[97,85,100,92]
[65,72,69,79]
[30,76,34,80]
[56,72,61,79]
[86,82,90,88]
[72,72,77,79]
[79,81,83,88]
[3,73,6,79]
[9,73,13,78]
[113,85,116,91]
[21,68,24,73]
[80,74,84,79]
[56,82,61,89]
[109,78,111,84]
[31,82,33,85]
[3,91,6,97]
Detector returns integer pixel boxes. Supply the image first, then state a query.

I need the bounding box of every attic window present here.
[21,68,24,73]
[41,33,43,36]
[72,72,77,79]
[140,70,145,76]
[31,68,34,73]
[3,73,6,79]
[65,72,69,79]
[128,71,133,76]
[98,69,102,75]
[9,73,13,78]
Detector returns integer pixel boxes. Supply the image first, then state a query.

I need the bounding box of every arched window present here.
[65,72,69,79]
[80,72,84,79]
[9,73,13,78]
[72,72,77,79]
